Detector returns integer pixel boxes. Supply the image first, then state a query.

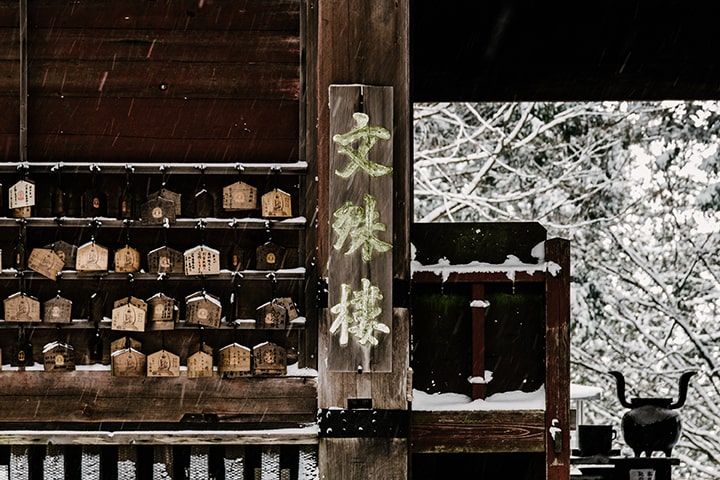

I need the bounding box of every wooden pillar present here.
[545,238,571,480]
[313,0,410,479]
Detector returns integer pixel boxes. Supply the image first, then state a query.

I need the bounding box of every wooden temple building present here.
[0,0,713,478]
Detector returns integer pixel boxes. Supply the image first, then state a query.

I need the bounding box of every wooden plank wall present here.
[0,0,300,163]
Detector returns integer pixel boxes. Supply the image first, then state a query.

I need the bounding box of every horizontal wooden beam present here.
[0,426,319,446]
[0,373,317,423]
[412,271,546,284]
[410,410,545,453]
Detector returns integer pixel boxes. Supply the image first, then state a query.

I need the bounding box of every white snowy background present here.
[413,100,720,478]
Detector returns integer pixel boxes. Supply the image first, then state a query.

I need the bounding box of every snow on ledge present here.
[411,255,561,282]
[412,386,545,411]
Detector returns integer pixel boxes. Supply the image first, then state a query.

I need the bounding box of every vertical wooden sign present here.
[327,85,393,372]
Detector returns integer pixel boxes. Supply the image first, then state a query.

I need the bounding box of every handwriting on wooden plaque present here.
[184,245,221,276]
[147,246,184,274]
[223,181,258,211]
[147,349,180,377]
[28,248,65,280]
[218,343,251,378]
[111,348,146,377]
[42,341,75,371]
[261,189,292,218]
[76,241,109,272]
[111,296,147,332]
[8,179,35,209]
[43,295,73,324]
[114,245,141,273]
[4,292,40,323]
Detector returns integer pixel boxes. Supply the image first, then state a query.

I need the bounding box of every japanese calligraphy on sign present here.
[332,194,392,262]
[330,279,390,347]
[332,112,392,179]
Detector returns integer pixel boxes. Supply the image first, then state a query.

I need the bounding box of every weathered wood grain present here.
[545,238,571,480]
[410,410,545,454]
[319,438,407,480]
[0,373,317,423]
[28,0,300,31]
[326,84,393,373]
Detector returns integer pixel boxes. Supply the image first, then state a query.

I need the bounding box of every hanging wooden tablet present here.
[256,241,287,270]
[256,300,287,329]
[47,240,77,269]
[183,245,221,276]
[252,342,286,375]
[187,349,214,378]
[28,248,64,280]
[140,196,176,225]
[4,292,40,323]
[147,292,178,330]
[218,343,251,378]
[148,187,181,216]
[111,296,147,332]
[228,242,254,271]
[147,349,180,377]
[43,294,73,324]
[75,241,109,272]
[261,189,292,218]
[81,186,107,217]
[192,188,214,218]
[11,329,33,367]
[8,179,35,210]
[147,246,184,274]
[110,336,142,354]
[185,291,222,328]
[113,245,141,273]
[111,347,146,377]
[223,181,258,211]
[274,297,299,321]
[42,341,75,371]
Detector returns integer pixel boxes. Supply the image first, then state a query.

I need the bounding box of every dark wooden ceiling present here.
[411,1,720,102]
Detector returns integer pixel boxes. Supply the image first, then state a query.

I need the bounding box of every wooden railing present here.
[0,429,319,479]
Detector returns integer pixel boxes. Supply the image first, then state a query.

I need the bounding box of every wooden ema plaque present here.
[261,189,292,218]
[48,240,77,269]
[218,343,251,378]
[147,349,180,377]
[110,336,142,354]
[81,188,107,217]
[28,248,64,280]
[8,179,35,210]
[187,347,214,378]
[140,196,176,225]
[4,292,40,323]
[183,245,221,276]
[111,296,147,332]
[256,241,286,270]
[274,297,299,321]
[111,348,146,377]
[12,335,32,367]
[185,291,222,328]
[257,300,287,329]
[223,181,258,211]
[148,187,181,216]
[253,342,286,375]
[43,295,73,324]
[42,341,75,371]
[75,241,109,272]
[114,245,141,273]
[228,243,254,271]
[147,246,184,274]
[147,292,178,330]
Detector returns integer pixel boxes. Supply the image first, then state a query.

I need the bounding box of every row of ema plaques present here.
[4,336,287,377]
[7,176,294,221]
[18,236,293,277]
[3,291,299,330]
